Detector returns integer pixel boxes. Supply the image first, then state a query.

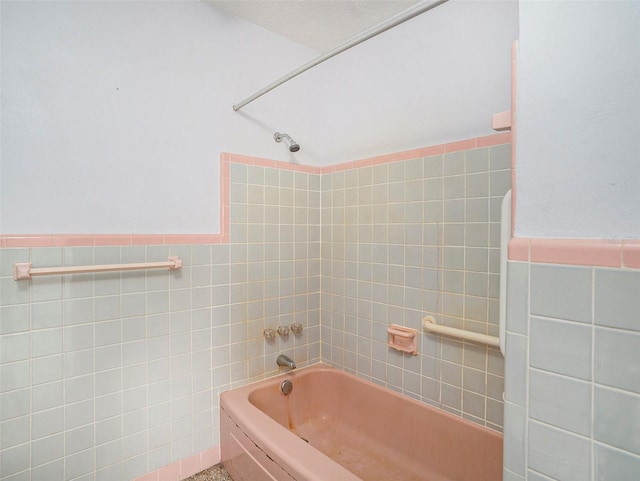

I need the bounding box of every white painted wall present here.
[1,0,519,235]
[516,1,640,239]
[0,0,322,234]
[319,0,519,164]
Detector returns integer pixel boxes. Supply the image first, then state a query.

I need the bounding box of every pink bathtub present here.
[220,363,502,481]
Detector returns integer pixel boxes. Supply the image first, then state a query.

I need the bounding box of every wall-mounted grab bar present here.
[422,316,500,348]
[14,257,182,280]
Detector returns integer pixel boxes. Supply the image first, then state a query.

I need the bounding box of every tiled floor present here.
[182,464,234,481]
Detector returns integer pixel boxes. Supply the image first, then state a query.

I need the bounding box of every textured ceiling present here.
[206,0,421,52]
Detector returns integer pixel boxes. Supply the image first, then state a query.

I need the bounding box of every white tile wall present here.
[528,369,591,436]
[529,316,592,380]
[595,443,640,480]
[0,165,321,480]
[0,146,510,480]
[504,261,640,481]
[530,265,592,323]
[321,144,511,430]
[528,420,591,481]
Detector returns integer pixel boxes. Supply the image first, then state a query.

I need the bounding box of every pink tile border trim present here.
[220,152,322,174]
[531,238,622,267]
[508,238,529,262]
[623,241,640,268]
[3,130,638,272]
[132,446,220,481]
[0,234,224,248]
[1,133,510,248]
[491,110,511,131]
[321,133,511,174]
[510,40,518,238]
[508,237,640,269]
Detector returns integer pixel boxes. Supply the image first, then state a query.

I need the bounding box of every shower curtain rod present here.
[232,0,449,111]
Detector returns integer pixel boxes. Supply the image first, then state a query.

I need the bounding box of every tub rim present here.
[220,362,502,481]
[221,363,361,481]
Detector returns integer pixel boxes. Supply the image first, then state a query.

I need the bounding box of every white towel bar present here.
[14,257,182,280]
[422,316,500,348]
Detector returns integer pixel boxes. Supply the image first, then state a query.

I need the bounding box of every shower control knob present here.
[290,322,303,334]
[277,326,290,336]
[263,328,276,341]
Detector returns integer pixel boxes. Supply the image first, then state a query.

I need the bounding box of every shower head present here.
[289,142,300,153]
[274,132,300,153]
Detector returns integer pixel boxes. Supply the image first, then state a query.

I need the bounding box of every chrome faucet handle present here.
[263,328,276,341]
[277,325,290,336]
[290,322,303,334]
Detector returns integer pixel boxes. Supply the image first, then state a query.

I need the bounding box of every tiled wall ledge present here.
[508,237,640,269]
[132,447,220,481]
[0,132,511,249]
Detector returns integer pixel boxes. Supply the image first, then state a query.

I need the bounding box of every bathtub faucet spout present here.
[277,354,296,370]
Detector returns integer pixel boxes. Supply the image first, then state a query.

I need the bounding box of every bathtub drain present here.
[281,379,293,395]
